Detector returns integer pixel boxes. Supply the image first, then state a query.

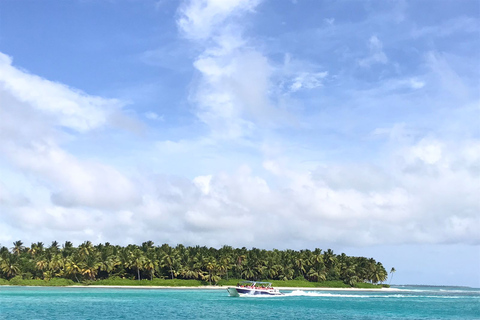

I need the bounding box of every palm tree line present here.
[0,240,388,286]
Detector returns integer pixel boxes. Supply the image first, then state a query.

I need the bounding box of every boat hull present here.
[227,287,240,297]
[227,287,284,297]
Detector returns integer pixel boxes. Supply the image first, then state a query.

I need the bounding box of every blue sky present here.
[0,0,479,287]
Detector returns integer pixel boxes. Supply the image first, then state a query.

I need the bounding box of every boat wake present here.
[238,290,371,298]
[285,290,370,298]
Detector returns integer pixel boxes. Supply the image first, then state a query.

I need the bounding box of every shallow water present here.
[0,286,478,319]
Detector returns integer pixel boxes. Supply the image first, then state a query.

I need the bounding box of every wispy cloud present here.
[177,0,260,41]
[144,111,164,121]
[290,72,328,92]
[176,0,283,139]
[358,35,388,67]
[0,53,121,132]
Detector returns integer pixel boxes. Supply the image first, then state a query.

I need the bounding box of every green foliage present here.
[0,240,390,288]
[217,278,242,286]
[93,278,206,287]
[7,276,75,286]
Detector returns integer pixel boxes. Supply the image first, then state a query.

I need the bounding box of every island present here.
[0,241,392,289]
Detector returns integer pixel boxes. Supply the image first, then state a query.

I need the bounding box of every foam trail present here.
[285,290,370,298]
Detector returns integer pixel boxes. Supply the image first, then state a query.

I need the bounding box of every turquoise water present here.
[0,286,479,319]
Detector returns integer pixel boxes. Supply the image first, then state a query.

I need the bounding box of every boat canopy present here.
[237,280,273,287]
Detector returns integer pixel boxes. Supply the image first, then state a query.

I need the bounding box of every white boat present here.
[227,281,284,297]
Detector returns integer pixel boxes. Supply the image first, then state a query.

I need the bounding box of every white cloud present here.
[358,35,388,67]
[409,78,425,89]
[193,175,212,195]
[278,54,329,95]
[0,52,140,212]
[1,56,478,249]
[177,0,260,41]
[145,111,164,121]
[290,71,328,92]
[324,18,335,25]
[72,134,477,248]
[176,0,285,139]
[1,1,479,259]
[0,53,121,132]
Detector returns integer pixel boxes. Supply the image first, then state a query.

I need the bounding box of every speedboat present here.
[227,281,284,297]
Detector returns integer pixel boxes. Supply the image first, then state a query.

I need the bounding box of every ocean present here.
[0,286,478,319]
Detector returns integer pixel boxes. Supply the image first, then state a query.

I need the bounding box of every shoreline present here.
[60,285,401,292]
[0,282,400,291]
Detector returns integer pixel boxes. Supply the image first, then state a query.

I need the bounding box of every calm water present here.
[0,286,478,319]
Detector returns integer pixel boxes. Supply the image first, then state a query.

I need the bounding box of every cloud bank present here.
[0,0,478,254]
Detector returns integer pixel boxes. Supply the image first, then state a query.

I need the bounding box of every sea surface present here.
[0,285,478,319]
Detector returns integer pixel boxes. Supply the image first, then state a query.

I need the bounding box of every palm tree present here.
[241,265,255,280]
[141,241,155,253]
[129,249,146,280]
[49,254,64,277]
[323,249,336,268]
[81,253,100,280]
[144,257,157,280]
[389,267,396,284]
[369,262,387,284]
[62,241,75,258]
[97,248,118,278]
[295,256,306,278]
[161,251,178,280]
[12,240,25,256]
[234,253,246,279]
[64,256,82,282]
[29,242,44,259]
[205,257,219,285]
[79,241,94,258]
[307,252,326,282]
[49,241,60,253]
[0,255,20,278]
[28,243,41,257]
[307,267,326,282]
[218,256,231,280]
[35,258,49,278]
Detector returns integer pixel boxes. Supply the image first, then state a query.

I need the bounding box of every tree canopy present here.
[0,241,388,286]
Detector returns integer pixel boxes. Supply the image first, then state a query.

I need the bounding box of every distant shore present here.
[1,278,391,289]
[60,285,400,292]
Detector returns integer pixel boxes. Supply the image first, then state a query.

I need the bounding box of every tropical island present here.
[0,241,393,289]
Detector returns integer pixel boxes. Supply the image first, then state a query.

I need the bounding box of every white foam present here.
[285,290,370,298]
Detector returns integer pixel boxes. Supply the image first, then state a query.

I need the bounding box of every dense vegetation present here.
[0,241,390,287]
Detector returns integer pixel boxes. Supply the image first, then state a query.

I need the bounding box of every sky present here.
[0,0,479,287]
